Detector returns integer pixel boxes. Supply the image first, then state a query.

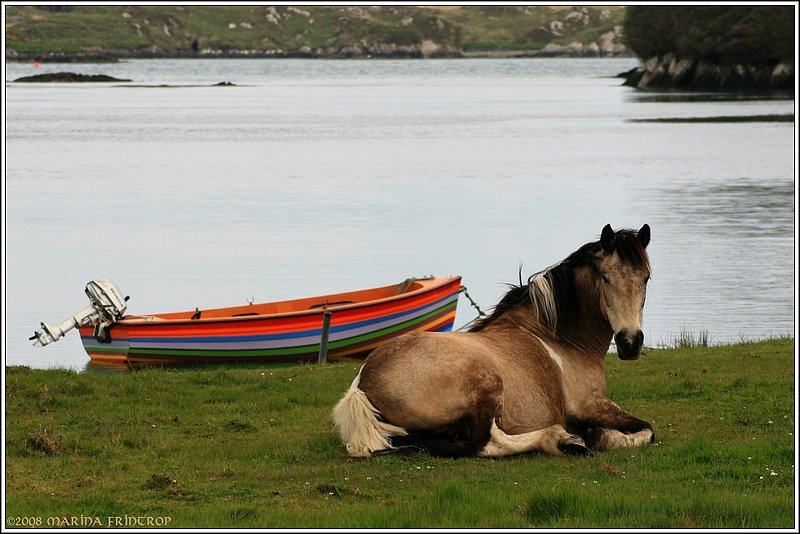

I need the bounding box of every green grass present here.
[4,337,795,528]
[674,327,710,348]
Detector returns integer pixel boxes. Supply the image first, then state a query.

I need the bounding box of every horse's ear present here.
[601,224,615,252]
[638,224,651,249]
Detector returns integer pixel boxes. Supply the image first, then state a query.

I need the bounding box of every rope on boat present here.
[459,285,486,320]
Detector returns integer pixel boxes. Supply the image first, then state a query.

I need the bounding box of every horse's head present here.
[595,224,651,360]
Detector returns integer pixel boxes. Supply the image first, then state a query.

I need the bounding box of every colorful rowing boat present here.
[71,276,462,366]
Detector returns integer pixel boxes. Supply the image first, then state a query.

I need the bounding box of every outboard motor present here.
[31,279,129,347]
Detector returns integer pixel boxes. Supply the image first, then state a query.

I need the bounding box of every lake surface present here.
[3,58,796,371]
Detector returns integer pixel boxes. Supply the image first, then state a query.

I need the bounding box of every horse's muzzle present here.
[615,329,644,360]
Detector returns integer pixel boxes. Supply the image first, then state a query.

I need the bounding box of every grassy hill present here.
[5,5,629,60]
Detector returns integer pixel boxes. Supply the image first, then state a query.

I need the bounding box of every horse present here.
[333,223,654,458]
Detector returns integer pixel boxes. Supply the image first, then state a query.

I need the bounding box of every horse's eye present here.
[601,275,610,284]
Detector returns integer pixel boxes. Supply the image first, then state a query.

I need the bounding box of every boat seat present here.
[396,278,415,294]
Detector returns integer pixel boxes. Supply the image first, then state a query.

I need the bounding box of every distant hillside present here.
[4,5,629,61]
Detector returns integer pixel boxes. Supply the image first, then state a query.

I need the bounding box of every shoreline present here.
[5,49,637,64]
[7,336,793,374]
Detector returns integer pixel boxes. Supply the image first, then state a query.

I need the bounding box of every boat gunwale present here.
[115,276,462,326]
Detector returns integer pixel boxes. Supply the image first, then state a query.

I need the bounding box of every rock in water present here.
[14,72,131,83]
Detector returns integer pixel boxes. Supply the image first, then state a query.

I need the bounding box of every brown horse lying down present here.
[334,224,654,458]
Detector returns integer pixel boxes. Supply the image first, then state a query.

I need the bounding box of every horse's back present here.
[358,331,503,432]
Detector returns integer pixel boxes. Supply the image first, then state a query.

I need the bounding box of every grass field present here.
[4,337,796,529]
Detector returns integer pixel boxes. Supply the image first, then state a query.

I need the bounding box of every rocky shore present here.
[620,54,794,93]
[7,44,634,63]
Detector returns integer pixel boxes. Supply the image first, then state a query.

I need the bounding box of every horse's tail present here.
[332,367,408,458]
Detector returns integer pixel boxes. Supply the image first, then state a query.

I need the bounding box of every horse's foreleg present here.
[570,398,654,451]
[589,427,654,450]
[477,420,592,457]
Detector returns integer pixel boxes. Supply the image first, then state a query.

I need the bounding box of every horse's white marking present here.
[537,337,564,373]
[595,428,653,450]
[514,324,564,373]
[478,420,581,457]
[332,367,407,457]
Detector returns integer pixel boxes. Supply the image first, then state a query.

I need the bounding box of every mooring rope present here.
[459,285,486,320]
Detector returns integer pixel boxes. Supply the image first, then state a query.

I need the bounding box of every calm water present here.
[3,58,796,370]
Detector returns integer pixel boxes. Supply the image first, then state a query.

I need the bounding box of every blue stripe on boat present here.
[127,291,459,345]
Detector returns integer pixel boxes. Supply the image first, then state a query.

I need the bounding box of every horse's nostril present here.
[616,330,643,347]
[615,329,644,360]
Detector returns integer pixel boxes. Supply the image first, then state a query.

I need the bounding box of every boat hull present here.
[79,276,462,366]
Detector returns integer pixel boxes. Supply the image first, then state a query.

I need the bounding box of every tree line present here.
[623,6,794,64]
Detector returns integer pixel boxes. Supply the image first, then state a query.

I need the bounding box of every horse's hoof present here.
[558,437,593,457]
[583,427,604,449]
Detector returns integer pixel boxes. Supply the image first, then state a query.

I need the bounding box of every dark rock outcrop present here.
[621,54,794,93]
[14,72,131,83]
